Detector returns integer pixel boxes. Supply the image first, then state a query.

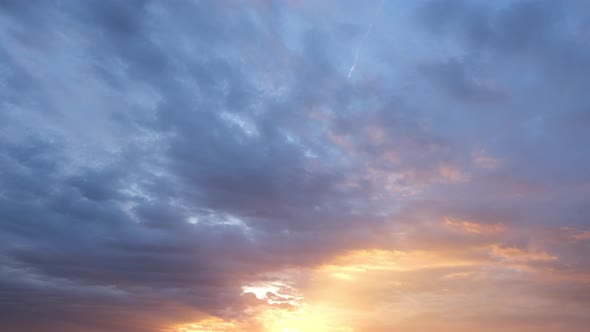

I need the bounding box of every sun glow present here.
[170,248,513,332]
[171,304,351,332]
[242,282,304,307]
[171,318,241,332]
[256,305,347,332]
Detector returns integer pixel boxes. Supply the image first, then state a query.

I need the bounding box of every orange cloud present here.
[444,217,506,234]
[169,318,246,332]
[489,245,557,263]
[571,230,590,241]
[437,163,470,183]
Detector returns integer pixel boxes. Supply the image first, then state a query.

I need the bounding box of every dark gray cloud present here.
[1,0,590,331]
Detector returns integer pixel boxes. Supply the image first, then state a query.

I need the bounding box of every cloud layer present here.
[1,1,589,331]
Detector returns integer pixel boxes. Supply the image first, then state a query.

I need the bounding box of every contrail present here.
[347,0,385,79]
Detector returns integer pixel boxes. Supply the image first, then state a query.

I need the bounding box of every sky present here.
[1,0,590,331]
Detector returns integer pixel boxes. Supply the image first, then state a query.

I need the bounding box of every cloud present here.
[444,217,506,235]
[1,0,590,331]
[489,245,557,263]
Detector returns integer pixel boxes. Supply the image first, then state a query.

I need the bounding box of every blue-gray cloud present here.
[1,0,589,331]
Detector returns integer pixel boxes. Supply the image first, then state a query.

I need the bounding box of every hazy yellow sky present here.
[172,220,589,332]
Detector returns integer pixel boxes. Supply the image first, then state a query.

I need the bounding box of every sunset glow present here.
[1,0,590,331]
